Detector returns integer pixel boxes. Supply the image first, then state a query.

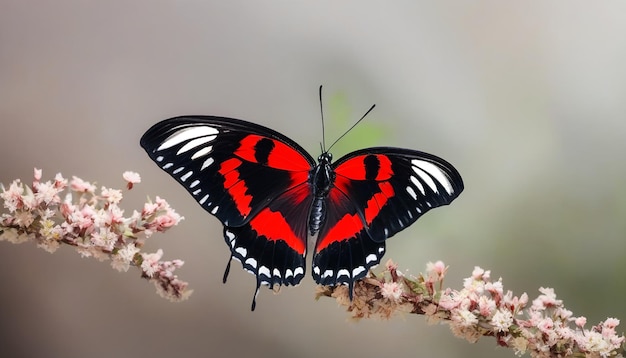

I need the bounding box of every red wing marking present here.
[218,158,252,216]
[315,212,363,251]
[315,188,365,251]
[333,172,396,224]
[364,181,395,224]
[235,135,311,171]
[249,208,306,255]
[334,154,394,181]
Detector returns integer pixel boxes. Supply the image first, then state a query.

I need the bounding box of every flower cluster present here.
[317,261,625,357]
[1,169,191,301]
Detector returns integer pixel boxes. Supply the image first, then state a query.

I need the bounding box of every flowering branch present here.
[316,261,625,357]
[0,169,191,301]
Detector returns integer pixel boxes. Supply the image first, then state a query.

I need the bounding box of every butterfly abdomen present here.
[308,197,325,236]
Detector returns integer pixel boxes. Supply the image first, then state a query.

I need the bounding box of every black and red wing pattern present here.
[140,116,316,308]
[312,148,463,294]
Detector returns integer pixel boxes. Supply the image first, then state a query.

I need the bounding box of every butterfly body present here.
[308,152,334,235]
[141,115,463,310]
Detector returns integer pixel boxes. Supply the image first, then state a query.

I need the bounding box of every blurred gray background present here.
[1,1,625,357]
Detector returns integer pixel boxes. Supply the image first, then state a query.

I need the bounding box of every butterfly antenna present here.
[326,103,376,153]
[319,85,326,152]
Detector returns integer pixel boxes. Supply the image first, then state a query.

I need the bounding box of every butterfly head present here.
[317,152,333,165]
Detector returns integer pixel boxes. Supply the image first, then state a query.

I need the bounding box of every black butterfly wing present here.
[312,147,463,295]
[141,116,316,309]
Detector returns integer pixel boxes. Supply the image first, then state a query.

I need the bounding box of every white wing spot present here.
[378,247,385,253]
[199,194,209,205]
[225,230,235,241]
[352,266,366,277]
[365,253,378,264]
[156,156,164,162]
[191,146,213,160]
[157,126,219,151]
[322,269,334,278]
[180,171,193,182]
[313,266,320,275]
[410,175,425,195]
[177,136,215,155]
[412,159,453,195]
[201,157,214,171]
[285,269,294,278]
[235,247,247,258]
[337,269,350,278]
[163,163,173,169]
[259,266,271,278]
[172,167,184,175]
[294,267,304,277]
[273,268,281,278]
[413,166,438,193]
[406,186,417,200]
[211,206,219,214]
[245,258,257,269]
[192,188,201,195]
[190,180,200,188]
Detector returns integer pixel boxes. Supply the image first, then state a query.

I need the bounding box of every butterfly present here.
[140,94,463,310]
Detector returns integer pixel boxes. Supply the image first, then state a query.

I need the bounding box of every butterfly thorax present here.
[308,152,335,236]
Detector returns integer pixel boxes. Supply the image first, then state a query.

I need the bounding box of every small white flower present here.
[141,249,164,277]
[34,181,58,205]
[13,210,34,227]
[111,243,140,272]
[101,187,123,204]
[380,282,403,302]
[491,309,513,332]
[452,308,478,327]
[123,171,141,185]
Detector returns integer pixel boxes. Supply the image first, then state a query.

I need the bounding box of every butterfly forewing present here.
[331,148,463,242]
[140,116,315,226]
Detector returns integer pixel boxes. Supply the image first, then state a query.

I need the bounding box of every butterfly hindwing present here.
[223,182,313,309]
[312,147,463,291]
